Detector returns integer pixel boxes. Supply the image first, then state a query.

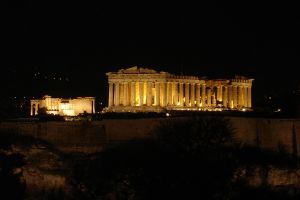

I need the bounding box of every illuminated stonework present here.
[30,95,95,116]
[105,66,254,112]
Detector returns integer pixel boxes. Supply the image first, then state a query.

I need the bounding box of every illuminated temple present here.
[30,95,95,116]
[106,66,254,112]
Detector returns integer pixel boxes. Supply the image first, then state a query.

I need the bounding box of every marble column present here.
[223,86,228,108]
[233,85,237,108]
[207,88,211,107]
[190,83,195,107]
[130,82,135,106]
[119,82,124,105]
[217,85,222,101]
[201,84,206,107]
[161,82,167,107]
[155,82,160,106]
[124,82,129,106]
[114,82,120,106]
[164,82,168,107]
[30,103,33,116]
[248,86,252,108]
[179,82,184,106]
[36,104,39,115]
[185,83,190,106]
[108,82,113,106]
[93,100,95,113]
[238,86,243,107]
[219,85,223,102]
[139,82,144,106]
[228,86,233,108]
[147,82,152,106]
[167,82,172,106]
[143,82,146,105]
[172,82,178,106]
[196,83,200,107]
[212,94,216,106]
[244,86,248,108]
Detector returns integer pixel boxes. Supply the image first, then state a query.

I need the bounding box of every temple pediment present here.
[106,67,254,112]
[118,66,158,74]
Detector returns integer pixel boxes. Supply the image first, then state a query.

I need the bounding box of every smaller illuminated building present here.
[30,95,95,116]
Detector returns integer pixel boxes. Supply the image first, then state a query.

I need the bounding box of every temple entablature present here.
[105,66,254,112]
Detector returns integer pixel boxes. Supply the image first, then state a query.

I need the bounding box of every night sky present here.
[3,1,300,105]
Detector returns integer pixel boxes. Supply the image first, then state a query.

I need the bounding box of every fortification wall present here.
[0,117,299,154]
[230,117,300,154]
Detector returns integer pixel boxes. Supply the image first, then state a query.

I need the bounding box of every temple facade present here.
[106,66,254,112]
[30,95,95,116]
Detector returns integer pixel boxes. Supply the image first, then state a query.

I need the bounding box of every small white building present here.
[30,95,95,116]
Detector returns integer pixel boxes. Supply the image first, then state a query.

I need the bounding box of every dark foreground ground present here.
[1,117,300,200]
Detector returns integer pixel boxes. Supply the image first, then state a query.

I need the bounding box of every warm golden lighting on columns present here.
[212,94,216,106]
[106,67,254,113]
[248,86,252,108]
[196,83,200,107]
[120,82,125,105]
[108,82,114,106]
[163,82,167,106]
[219,85,223,101]
[190,83,195,107]
[143,82,147,105]
[228,85,232,108]
[147,82,152,106]
[233,85,237,108]
[93,100,95,113]
[114,82,120,106]
[172,82,178,106]
[30,103,34,116]
[167,82,172,106]
[238,86,243,108]
[155,82,160,106]
[223,86,228,108]
[201,84,206,107]
[130,82,135,106]
[185,83,190,106]
[217,85,222,101]
[179,82,184,106]
[207,88,211,107]
[35,104,39,115]
[124,82,129,106]
[139,82,144,106]
[244,86,248,108]
[160,82,166,107]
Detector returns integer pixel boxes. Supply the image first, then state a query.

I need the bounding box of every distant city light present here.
[274,108,281,112]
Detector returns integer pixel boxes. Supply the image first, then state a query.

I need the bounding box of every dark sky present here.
[3,1,300,104]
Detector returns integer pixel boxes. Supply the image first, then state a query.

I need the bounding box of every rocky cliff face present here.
[234,165,300,188]
[7,141,72,199]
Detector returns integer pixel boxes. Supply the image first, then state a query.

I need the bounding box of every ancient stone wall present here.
[1,117,299,154]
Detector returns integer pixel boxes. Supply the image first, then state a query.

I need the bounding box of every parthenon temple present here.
[106,66,254,112]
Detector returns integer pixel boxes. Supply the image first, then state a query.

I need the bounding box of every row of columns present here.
[108,81,252,109]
